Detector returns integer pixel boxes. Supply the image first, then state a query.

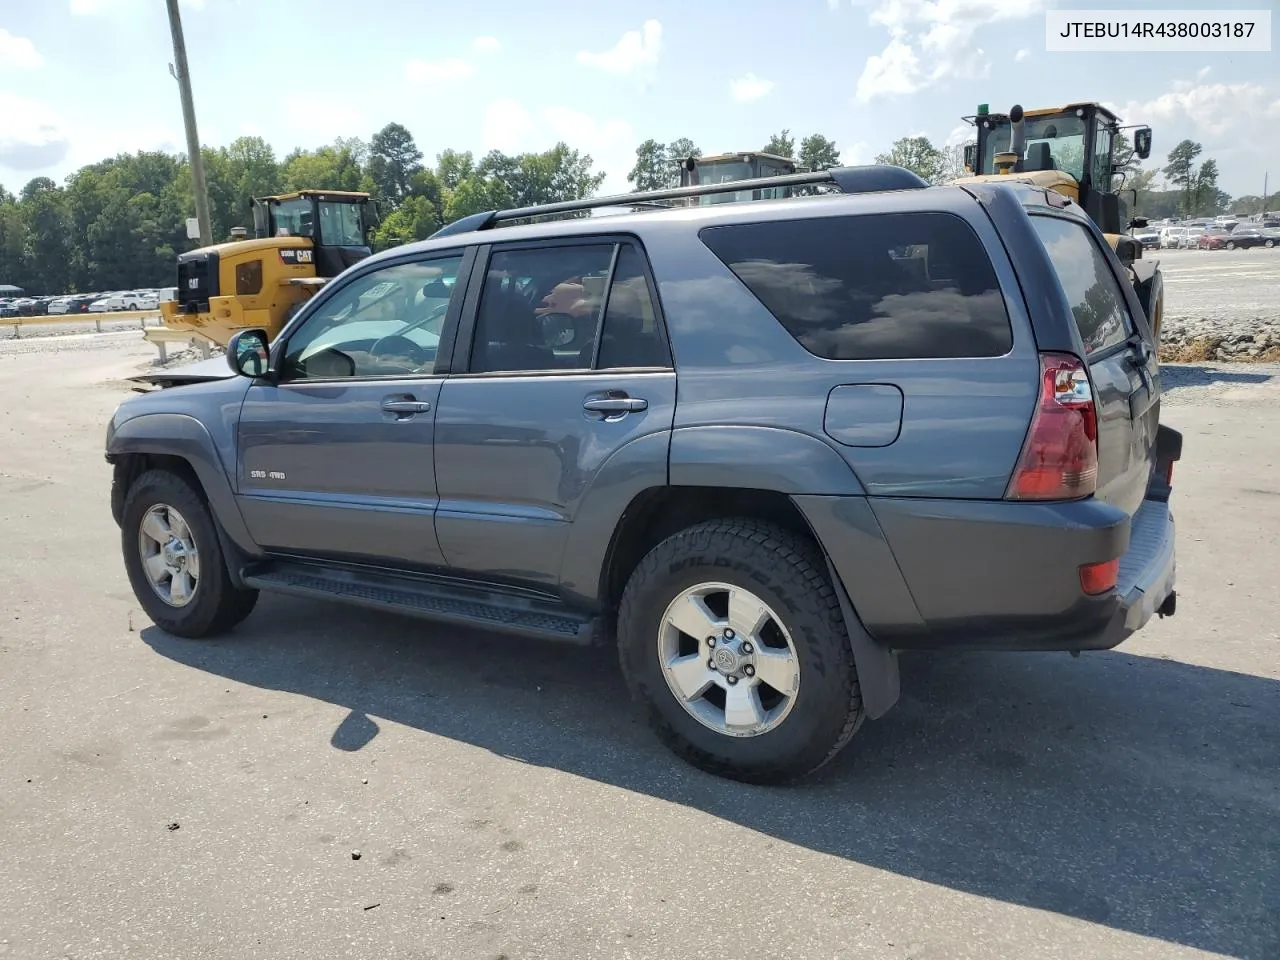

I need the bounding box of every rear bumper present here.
[794,493,1176,653]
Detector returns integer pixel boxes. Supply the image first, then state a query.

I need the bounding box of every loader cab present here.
[678,152,799,205]
[251,190,379,279]
[968,102,1152,236]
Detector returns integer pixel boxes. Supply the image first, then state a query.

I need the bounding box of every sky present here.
[1,0,1276,200]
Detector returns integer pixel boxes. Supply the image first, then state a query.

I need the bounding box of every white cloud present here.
[730,73,775,102]
[1119,76,1280,194]
[943,123,973,147]
[404,57,476,83]
[1014,48,1029,62]
[855,0,1047,102]
[0,93,70,172]
[0,30,42,69]
[479,99,637,195]
[576,20,661,75]
[472,36,501,54]
[840,141,871,166]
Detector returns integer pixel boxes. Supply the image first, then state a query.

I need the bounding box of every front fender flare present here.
[107,412,257,556]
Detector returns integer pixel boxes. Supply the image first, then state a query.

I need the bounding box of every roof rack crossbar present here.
[429,164,929,239]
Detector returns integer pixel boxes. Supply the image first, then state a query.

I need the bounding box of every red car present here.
[1197,227,1233,249]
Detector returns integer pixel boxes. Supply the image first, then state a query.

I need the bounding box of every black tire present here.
[1266,239,1275,249]
[121,468,258,638]
[617,518,864,785]
[1225,241,1236,250]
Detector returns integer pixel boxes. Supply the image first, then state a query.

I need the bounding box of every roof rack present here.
[429,164,929,239]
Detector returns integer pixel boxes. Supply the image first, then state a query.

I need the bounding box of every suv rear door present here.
[1028,212,1160,517]
[432,237,676,591]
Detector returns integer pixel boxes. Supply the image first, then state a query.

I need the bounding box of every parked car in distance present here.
[90,291,150,312]
[106,170,1183,784]
[48,294,99,315]
[0,299,18,318]
[1160,226,1185,249]
[1198,226,1233,250]
[1226,227,1276,249]
[1181,225,1207,249]
[1134,228,1161,250]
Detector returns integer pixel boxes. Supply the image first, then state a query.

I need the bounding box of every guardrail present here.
[0,310,161,338]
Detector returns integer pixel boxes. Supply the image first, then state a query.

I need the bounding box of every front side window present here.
[1029,215,1133,355]
[319,201,365,246]
[981,114,1087,182]
[1092,122,1113,192]
[271,198,312,238]
[699,212,1014,361]
[281,255,463,379]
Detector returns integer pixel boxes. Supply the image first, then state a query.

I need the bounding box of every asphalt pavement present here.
[0,331,1276,960]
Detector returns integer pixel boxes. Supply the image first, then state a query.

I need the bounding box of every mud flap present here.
[824,556,901,719]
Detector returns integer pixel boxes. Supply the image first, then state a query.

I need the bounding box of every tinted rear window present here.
[1029,214,1133,355]
[698,212,1013,361]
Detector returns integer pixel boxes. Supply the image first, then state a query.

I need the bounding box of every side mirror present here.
[963,142,977,172]
[1134,127,1152,160]
[227,328,270,378]
[1130,216,1149,229]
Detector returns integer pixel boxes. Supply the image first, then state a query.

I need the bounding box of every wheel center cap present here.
[713,645,742,675]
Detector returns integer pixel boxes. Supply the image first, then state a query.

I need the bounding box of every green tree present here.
[367,123,424,205]
[19,181,73,293]
[762,129,796,158]
[799,134,840,171]
[280,142,366,192]
[1163,139,1202,216]
[0,196,28,286]
[628,138,668,191]
[372,194,439,250]
[875,136,945,183]
[435,150,476,192]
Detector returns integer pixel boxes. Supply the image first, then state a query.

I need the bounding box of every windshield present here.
[270,198,313,238]
[319,201,366,246]
[981,114,1087,182]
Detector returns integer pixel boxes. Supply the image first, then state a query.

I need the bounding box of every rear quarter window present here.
[698,212,1014,361]
[1028,214,1133,355]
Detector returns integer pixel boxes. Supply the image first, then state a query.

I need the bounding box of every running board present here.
[242,561,596,644]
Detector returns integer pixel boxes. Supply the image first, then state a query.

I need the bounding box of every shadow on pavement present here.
[143,596,1280,959]
[1161,363,1275,391]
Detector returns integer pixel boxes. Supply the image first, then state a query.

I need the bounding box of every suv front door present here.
[235,249,472,568]
[433,238,677,590]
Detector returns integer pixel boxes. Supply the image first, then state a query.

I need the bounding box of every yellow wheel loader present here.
[158,189,380,347]
[954,102,1164,343]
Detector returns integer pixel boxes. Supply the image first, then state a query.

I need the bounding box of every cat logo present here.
[279,248,314,265]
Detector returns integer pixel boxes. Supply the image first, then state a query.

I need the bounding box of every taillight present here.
[1007,352,1098,500]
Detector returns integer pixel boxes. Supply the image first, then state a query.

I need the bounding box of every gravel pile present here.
[1159,317,1280,363]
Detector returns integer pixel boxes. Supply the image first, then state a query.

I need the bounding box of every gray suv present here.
[106,167,1180,784]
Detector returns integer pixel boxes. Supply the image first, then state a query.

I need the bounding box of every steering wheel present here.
[537,312,579,349]
[368,334,432,370]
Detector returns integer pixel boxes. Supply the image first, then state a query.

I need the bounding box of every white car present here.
[89,291,150,312]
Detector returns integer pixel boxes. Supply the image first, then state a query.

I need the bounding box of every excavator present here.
[675,101,1164,342]
[155,189,379,349]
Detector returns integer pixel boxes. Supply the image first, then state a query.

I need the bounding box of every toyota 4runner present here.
[107,166,1180,784]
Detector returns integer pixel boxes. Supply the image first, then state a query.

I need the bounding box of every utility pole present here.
[1262,171,1269,217]
[165,0,212,246]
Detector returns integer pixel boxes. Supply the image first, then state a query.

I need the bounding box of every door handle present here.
[381,398,432,414]
[583,396,647,414]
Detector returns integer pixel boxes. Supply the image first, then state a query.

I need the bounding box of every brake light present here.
[1079,558,1119,595]
[1007,352,1098,500]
